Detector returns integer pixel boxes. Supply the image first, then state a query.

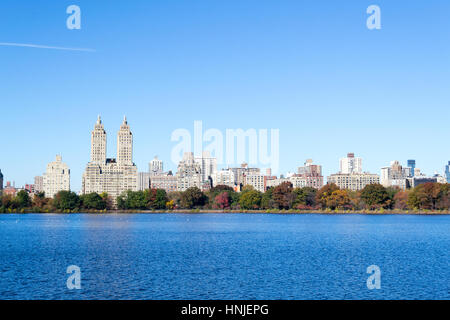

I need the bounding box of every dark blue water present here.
[0,213,449,300]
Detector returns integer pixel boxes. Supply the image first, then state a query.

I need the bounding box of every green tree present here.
[53,191,81,211]
[117,190,147,210]
[145,189,168,210]
[239,189,262,210]
[385,187,400,209]
[181,187,206,209]
[16,190,31,208]
[261,188,275,209]
[360,184,390,209]
[81,193,107,210]
[293,187,317,208]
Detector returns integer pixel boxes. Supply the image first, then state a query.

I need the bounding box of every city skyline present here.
[1,1,450,191]
[1,115,449,195]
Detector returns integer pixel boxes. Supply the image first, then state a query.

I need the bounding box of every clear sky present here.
[1,0,449,192]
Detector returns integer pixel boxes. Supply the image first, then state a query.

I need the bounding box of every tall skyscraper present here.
[195,151,217,183]
[43,155,70,198]
[82,116,138,205]
[445,161,450,183]
[149,156,164,176]
[407,160,416,177]
[91,115,107,164]
[117,116,133,165]
[340,153,362,174]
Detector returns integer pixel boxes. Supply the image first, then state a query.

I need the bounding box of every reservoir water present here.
[0,213,449,300]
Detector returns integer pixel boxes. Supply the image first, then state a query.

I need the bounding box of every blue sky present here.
[1,0,449,192]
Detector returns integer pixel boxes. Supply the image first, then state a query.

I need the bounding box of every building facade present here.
[380,161,412,190]
[407,176,438,188]
[34,176,44,193]
[137,172,151,191]
[229,163,260,187]
[408,160,416,177]
[195,151,217,183]
[328,173,380,191]
[149,156,164,176]
[82,116,138,204]
[295,159,324,189]
[176,152,204,191]
[243,173,266,193]
[3,181,18,197]
[445,161,450,183]
[211,169,236,188]
[42,155,70,198]
[340,153,362,174]
[150,173,178,193]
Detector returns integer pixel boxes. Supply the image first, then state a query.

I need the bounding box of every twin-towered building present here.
[82,116,138,202]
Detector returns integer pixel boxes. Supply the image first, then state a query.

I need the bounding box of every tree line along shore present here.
[1,181,449,214]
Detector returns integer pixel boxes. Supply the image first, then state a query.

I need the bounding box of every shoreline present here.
[1,209,450,215]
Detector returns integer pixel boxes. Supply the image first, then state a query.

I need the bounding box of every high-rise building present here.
[445,161,450,183]
[43,155,70,198]
[117,116,133,166]
[176,152,203,191]
[82,116,138,205]
[380,161,411,190]
[211,169,236,189]
[91,115,107,164]
[137,172,151,191]
[149,156,164,176]
[0,169,3,193]
[244,173,266,193]
[329,153,379,191]
[407,160,416,177]
[294,159,324,189]
[195,151,217,183]
[340,153,362,174]
[34,176,44,193]
[229,163,260,186]
[298,159,322,176]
